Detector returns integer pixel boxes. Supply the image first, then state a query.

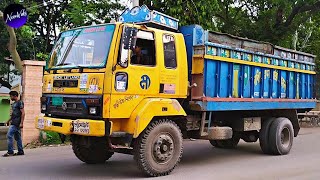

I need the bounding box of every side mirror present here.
[118,26,138,68]
[123,26,138,50]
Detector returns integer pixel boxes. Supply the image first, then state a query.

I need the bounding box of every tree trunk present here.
[0,11,23,74]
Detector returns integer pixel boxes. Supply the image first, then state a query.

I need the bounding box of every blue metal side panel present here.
[280,70,287,98]
[309,74,312,99]
[196,101,316,111]
[308,74,312,99]
[253,67,262,98]
[263,69,270,98]
[219,62,229,98]
[205,60,217,97]
[232,64,240,98]
[307,74,311,99]
[180,25,196,82]
[272,70,279,98]
[301,74,306,99]
[311,75,315,98]
[243,66,251,98]
[288,72,294,98]
[296,73,300,98]
[305,74,309,99]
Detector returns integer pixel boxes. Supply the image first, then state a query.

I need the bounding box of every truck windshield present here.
[47,25,115,69]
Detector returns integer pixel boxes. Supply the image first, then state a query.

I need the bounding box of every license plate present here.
[52,97,63,106]
[38,118,45,129]
[73,121,90,134]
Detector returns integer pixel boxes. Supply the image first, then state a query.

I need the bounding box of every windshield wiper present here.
[56,62,72,66]
[72,65,97,70]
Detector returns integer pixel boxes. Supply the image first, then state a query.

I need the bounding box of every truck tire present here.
[268,117,294,155]
[259,118,275,154]
[209,140,218,147]
[133,119,183,177]
[71,135,114,164]
[209,133,241,149]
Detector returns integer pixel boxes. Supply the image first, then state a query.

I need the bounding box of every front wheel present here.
[133,119,183,177]
[71,135,114,164]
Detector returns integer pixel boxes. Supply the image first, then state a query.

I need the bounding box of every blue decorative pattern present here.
[118,5,179,30]
[180,24,316,112]
[195,101,316,111]
[193,25,204,45]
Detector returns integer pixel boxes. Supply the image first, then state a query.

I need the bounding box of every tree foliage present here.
[2,0,320,76]
[0,0,124,78]
[140,0,220,30]
[25,0,124,53]
[142,0,320,67]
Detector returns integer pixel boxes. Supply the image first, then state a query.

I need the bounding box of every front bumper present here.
[35,116,110,137]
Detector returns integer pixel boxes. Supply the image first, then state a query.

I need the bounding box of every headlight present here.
[89,107,97,115]
[41,104,47,111]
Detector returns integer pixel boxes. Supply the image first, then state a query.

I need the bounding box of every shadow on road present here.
[0,140,272,179]
[32,141,266,179]
[181,140,264,165]
[3,128,319,179]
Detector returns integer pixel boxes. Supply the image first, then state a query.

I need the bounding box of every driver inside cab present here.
[131,45,144,65]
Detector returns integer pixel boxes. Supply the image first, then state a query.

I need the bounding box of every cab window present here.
[131,31,156,66]
[163,34,177,68]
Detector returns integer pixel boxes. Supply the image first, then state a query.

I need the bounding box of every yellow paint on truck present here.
[36,23,188,137]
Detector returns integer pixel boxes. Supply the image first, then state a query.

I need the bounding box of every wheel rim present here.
[152,133,174,164]
[280,127,290,148]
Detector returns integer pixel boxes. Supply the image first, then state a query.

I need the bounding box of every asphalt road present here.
[1,128,320,180]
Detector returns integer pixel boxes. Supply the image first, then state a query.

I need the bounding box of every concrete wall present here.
[21,60,45,145]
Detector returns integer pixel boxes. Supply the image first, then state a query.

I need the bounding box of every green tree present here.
[1,0,124,88]
[25,0,124,53]
[140,0,219,30]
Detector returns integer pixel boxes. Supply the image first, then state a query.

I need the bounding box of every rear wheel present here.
[133,119,183,177]
[71,135,114,164]
[259,118,275,154]
[268,117,294,155]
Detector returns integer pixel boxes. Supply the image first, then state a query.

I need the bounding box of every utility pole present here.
[133,0,139,7]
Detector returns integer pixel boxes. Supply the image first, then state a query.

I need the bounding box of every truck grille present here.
[43,95,102,119]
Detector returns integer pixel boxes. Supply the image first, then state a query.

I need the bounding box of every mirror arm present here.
[112,64,117,72]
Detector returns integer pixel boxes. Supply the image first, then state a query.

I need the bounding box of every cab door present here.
[110,29,159,118]
[159,33,180,98]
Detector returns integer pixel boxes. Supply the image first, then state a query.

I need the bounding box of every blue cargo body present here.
[180,25,317,112]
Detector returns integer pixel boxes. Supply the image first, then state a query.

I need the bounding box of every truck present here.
[35,5,317,177]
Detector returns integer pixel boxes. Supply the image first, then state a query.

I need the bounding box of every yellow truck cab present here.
[36,5,316,177]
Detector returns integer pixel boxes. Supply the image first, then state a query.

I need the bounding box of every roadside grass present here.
[25,131,71,149]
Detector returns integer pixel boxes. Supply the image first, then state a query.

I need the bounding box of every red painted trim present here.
[196,97,317,102]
